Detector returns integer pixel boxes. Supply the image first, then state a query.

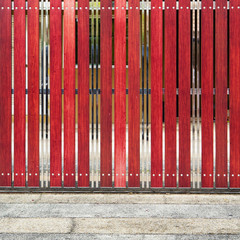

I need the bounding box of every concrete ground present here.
[0,194,240,239]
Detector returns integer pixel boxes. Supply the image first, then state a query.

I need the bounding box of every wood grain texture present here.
[201,0,214,188]
[64,0,75,187]
[0,0,12,186]
[78,0,90,187]
[14,0,26,187]
[215,0,228,188]
[50,0,62,187]
[114,0,126,188]
[178,0,191,188]
[164,0,177,188]
[100,0,112,187]
[229,0,240,188]
[128,0,140,187]
[151,0,163,188]
[28,0,39,187]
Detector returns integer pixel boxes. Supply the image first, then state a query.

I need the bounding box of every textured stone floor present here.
[0,194,240,239]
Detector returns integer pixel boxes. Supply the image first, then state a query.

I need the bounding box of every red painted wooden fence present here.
[215,0,228,188]
[50,0,62,187]
[14,0,26,187]
[78,0,90,187]
[201,0,214,188]
[178,0,191,188]
[100,0,112,187]
[64,0,76,187]
[230,0,240,188]
[164,0,177,188]
[114,0,126,187]
[28,0,39,187]
[0,0,11,187]
[151,0,163,188]
[128,0,140,188]
[0,0,240,190]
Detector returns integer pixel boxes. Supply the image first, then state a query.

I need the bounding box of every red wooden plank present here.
[178,0,191,188]
[50,0,62,187]
[78,0,90,187]
[0,0,12,186]
[64,0,75,187]
[164,0,176,188]
[100,0,112,187]
[28,0,39,187]
[229,0,240,188]
[114,0,126,188]
[14,0,26,187]
[215,0,228,188]
[201,0,214,188]
[128,0,140,187]
[151,0,163,188]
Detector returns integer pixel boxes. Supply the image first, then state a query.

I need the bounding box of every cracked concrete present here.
[1,193,240,204]
[1,203,240,218]
[0,194,239,239]
[69,218,76,234]
[0,234,239,240]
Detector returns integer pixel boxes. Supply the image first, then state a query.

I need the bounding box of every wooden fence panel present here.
[128,0,140,188]
[14,0,26,187]
[1,1,240,191]
[114,0,126,187]
[100,0,112,187]
[164,0,177,188]
[0,0,12,187]
[178,0,191,188]
[28,0,39,187]
[230,0,240,188]
[201,0,214,188]
[64,0,76,187]
[151,0,163,188]
[50,0,62,187]
[215,0,228,188]
[78,0,90,187]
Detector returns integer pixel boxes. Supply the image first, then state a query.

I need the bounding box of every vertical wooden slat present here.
[14,0,26,187]
[230,0,240,188]
[164,0,177,188]
[151,0,163,188]
[128,0,140,187]
[215,0,228,188]
[0,0,12,186]
[50,0,62,187]
[64,0,75,187]
[78,0,90,187]
[178,0,191,188]
[28,0,39,187]
[201,0,214,188]
[114,0,126,188]
[100,0,112,187]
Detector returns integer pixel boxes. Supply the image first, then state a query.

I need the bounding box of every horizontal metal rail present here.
[10,88,231,95]
[0,187,240,194]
